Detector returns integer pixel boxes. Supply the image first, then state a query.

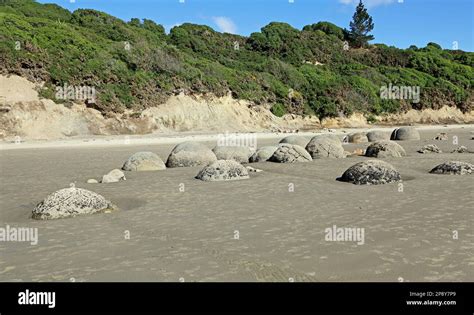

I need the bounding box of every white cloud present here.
[212,16,237,34]
[339,0,396,8]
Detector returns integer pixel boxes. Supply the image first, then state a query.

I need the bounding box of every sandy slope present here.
[0,127,473,282]
[1,75,473,142]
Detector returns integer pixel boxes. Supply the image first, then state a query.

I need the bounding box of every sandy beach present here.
[0,126,473,282]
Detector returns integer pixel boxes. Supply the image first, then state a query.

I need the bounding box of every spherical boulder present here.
[338,160,401,185]
[269,143,312,163]
[417,144,442,154]
[365,141,406,158]
[429,161,473,175]
[391,127,420,141]
[32,187,116,220]
[122,151,166,171]
[366,130,391,142]
[166,141,217,168]
[212,146,254,164]
[195,160,249,181]
[101,169,126,183]
[279,136,310,148]
[305,136,345,159]
[249,146,278,163]
[345,132,368,144]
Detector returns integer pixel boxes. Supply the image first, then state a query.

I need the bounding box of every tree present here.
[347,0,374,48]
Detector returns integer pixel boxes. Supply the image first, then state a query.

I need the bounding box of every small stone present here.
[87,179,99,184]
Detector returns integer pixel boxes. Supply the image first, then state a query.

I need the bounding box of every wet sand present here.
[0,127,473,282]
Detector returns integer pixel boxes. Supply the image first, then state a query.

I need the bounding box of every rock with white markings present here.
[339,160,401,185]
[430,161,473,175]
[306,136,345,159]
[269,143,312,163]
[196,160,249,181]
[32,187,116,220]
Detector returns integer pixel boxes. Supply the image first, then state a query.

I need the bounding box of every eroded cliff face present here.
[1,75,473,141]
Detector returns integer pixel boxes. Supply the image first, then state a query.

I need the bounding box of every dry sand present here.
[0,127,473,282]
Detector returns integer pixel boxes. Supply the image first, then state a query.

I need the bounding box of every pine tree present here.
[347,0,374,48]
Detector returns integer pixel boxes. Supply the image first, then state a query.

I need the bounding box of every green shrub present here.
[0,0,471,118]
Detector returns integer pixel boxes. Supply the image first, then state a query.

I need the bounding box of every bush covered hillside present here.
[1,0,473,118]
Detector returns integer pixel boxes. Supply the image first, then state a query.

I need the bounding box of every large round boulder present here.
[366,130,391,142]
[269,143,312,163]
[305,136,345,159]
[212,146,254,164]
[195,160,249,181]
[365,141,406,158]
[166,141,217,168]
[429,161,473,175]
[249,146,278,163]
[122,151,166,171]
[279,136,310,148]
[32,187,116,220]
[338,160,401,185]
[345,132,368,144]
[391,127,420,141]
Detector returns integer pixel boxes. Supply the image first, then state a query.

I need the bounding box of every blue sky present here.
[38,0,474,51]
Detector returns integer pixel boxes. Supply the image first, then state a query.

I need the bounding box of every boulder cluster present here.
[33,126,472,220]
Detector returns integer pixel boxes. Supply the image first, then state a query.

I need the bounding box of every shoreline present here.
[1,124,472,151]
